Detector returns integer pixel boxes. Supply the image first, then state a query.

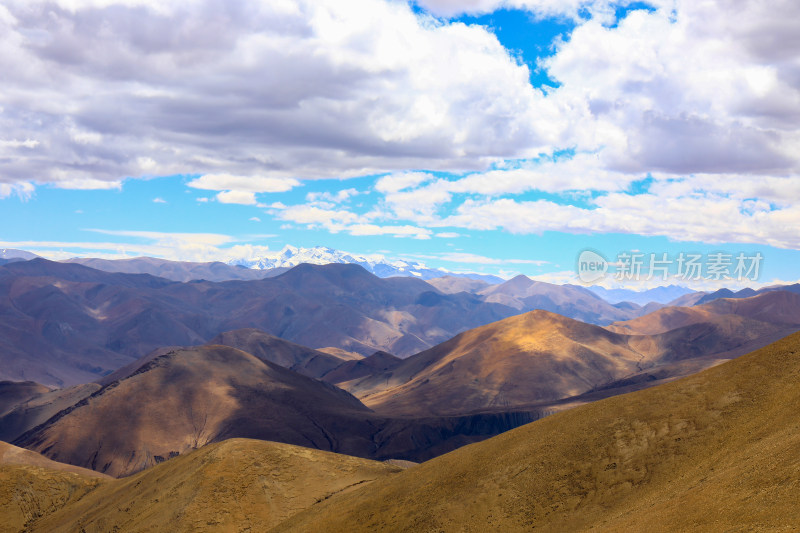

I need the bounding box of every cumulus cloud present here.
[188,174,300,194]
[2,0,799,252]
[0,181,34,199]
[542,1,800,176]
[0,0,556,192]
[216,190,257,205]
[414,0,651,21]
[436,192,800,249]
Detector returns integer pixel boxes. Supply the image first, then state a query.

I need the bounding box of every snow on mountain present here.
[228,245,503,283]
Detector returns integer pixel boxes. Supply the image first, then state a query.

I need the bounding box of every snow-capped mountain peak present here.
[228,245,503,283]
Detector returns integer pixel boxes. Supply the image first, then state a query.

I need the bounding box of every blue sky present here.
[1,0,799,288]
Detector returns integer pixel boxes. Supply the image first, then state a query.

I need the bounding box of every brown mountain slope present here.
[30,438,402,533]
[352,310,648,415]
[0,381,49,416]
[345,304,798,417]
[478,275,641,324]
[13,345,536,475]
[607,290,800,335]
[0,383,100,442]
[0,441,108,533]
[321,350,404,385]
[316,346,364,361]
[15,345,378,477]
[209,328,350,378]
[0,259,519,386]
[276,331,800,532]
[426,276,492,294]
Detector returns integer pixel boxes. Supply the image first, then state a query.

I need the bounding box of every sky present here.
[1,0,799,289]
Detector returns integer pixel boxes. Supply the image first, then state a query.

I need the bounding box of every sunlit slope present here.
[0,441,108,533]
[31,438,402,533]
[276,331,800,532]
[352,310,648,415]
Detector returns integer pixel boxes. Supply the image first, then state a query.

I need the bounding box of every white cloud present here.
[347,224,432,239]
[0,138,39,149]
[435,232,460,238]
[276,203,432,239]
[86,229,235,246]
[188,174,300,193]
[152,197,166,203]
[374,172,434,193]
[306,188,360,203]
[52,178,123,190]
[249,216,261,222]
[216,190,257,205]
[542,2,800,176]
[415,0,667,21]
[435,192,800,250]
[0,181,34,199]
[0,0,556,190]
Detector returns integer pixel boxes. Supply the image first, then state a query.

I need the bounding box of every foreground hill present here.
[29,438,402,533]
[0,441,108,533]
[276,331,800,532]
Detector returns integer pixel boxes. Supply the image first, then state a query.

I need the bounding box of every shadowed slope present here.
[322,350,403,385]
[30,438,402,533]
[15,346,376,477]
[0,383,100,442]
[0,381,49,416]
[276,331,800,532]
[208,328,350,378]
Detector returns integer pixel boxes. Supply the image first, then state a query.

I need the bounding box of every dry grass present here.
[28,438,401,533]
[275,331,800,532]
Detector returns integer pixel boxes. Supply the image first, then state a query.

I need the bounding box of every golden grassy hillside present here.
[31,438,402,533]
[352,309,647,415]
[0,442,108,533]
[276,331,800,532]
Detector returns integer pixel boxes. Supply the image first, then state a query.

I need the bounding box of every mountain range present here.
[0,257,676,388]
[2,247,799,531]
[5,330,800,531]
